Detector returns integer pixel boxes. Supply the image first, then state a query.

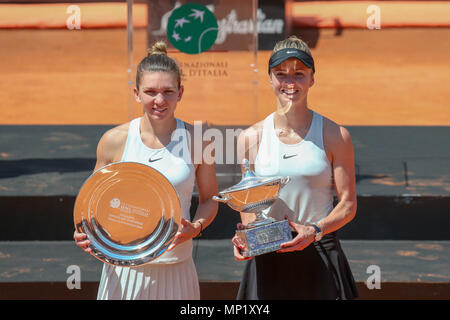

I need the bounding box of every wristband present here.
[310,223,323,242]
[195,221,203,238]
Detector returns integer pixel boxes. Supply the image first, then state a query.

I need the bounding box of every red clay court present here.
[0,1,449,126]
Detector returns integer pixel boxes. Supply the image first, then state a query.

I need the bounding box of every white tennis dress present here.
[254,111,334,225]
[237,111,359,300]
[96,117,199,300]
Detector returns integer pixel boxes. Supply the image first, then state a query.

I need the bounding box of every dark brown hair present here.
[136,41,181,90]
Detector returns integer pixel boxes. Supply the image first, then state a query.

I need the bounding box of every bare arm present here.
[278,119,357,252]
[168,125,219,250]
[192,157,219,232]
[74,125,128,253]
[93,125,128,171]
[318,121,357,236]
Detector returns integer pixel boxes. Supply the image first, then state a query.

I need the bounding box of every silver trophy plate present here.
[73,162,181,267]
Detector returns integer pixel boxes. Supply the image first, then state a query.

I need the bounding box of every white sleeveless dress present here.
[254,111,334,225]
[96,117,200,300]
[237,111,358,300]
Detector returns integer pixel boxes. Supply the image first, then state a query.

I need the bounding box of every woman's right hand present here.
[73,231,92,253]
[232,223,253,261]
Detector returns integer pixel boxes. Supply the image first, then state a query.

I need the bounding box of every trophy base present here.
[236,220,292,257]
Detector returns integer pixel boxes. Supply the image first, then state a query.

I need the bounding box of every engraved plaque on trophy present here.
[213,159,292,257]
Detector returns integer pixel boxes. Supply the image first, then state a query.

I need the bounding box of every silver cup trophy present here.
[213,159,292,257]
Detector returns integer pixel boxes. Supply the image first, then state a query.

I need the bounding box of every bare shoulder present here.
[238,120,264,143]
[100,122,129,148]
[236,120,264,166]
[96,122,130,166]
[183,120,208,149]
[183,121,200,140]
[322,115,353,154]
[182,120,211,166]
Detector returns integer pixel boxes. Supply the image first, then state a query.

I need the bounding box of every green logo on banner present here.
[167,3,218,54]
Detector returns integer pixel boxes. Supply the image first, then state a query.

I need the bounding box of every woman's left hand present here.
[277,216,316,253]
[168,218,201,251]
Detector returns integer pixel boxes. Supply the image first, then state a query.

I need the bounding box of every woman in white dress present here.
[233,36,358,299]
[74,41,218,300]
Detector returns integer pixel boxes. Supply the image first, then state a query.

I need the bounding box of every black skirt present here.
[236,232,358,300]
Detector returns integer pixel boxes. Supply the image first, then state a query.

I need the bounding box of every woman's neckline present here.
[271,110,315,147]
[138,117,180,151]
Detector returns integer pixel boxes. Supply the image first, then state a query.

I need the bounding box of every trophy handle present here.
[212,195,230,203]
[280,176,290,188]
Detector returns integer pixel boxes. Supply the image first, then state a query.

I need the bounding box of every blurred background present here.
[0,0,449,300]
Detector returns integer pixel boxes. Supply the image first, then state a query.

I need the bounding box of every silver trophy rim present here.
[218,175,285,196]
[73,161,182,267]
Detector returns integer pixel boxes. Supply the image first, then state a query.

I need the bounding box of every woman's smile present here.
[281,87,299,97]
[151,106,168,115]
